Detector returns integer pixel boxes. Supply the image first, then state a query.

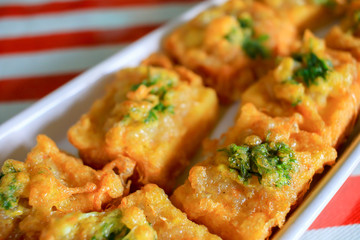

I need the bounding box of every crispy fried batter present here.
[1,2,358,240]
[120,184,221,240]
[0,135,135,240]
[325,0,360,61]
[164,0,298,102]
[258,0,346,32]
[68,65,218,191]
[242,31,360,147]
[171,103,337,240]
[40,207,157,240]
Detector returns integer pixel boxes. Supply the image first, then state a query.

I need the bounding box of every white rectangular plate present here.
[1,0,359,239]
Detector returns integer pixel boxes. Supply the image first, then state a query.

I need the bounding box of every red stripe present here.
[0,72,79,101]
[309,176,360,229]
[0,0,202,17]
[0,24,159,55]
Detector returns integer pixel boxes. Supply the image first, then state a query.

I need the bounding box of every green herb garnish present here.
[291,98,302,106]
[0,191,17,210]
[224,27,240,43]
[128,69,176,124]
[238,16,269,59]
[144,103,174,123]
[242,34,270,59]
[150,86,168,100]
[0,161,26,210]
[238,17,253,29]
[46,209,157,240]
[144,109,158,123]
[218,137,297,187]
[224,16,270,59]
[292,52,331,87]
[131,74,160,91]
[153,102,174,113]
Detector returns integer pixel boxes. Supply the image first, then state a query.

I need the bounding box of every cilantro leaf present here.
[144,109,158,123]
[238,18,253,29]
[242,34,270,59]
[128,70,176,124]
[293,52,331,87]
[144,103,174,124]
[224,16,270,59]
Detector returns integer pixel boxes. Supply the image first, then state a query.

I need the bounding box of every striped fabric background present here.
[0,0,359,239]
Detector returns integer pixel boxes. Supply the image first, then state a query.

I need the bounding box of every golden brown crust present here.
[242,31,360,147]
[258,0,346,32]
[120,184,221,240]
[141,52,175,69]
[325,1,360,61]
[68,64,218,191]
[163,0,298,102]
[171,103,337,240]
[0,135,135,240]
[2,2,359,239]
[39,207,157,240]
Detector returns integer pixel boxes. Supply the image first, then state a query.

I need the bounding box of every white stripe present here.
[351,162,360,176]
[0,0,76,6]
[0,101,34,125]
[0,4,196,39]
[0,44,127,79]
[300,224,360,240]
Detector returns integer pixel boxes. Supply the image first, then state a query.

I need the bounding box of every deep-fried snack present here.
[164,0,297,102]
[141,52,175,69]
[120,184,221,240]
[0,135,134,240]
[258,0,346,32]
[242,31,360,147]
[40,208,157,240]
[68,65,218,191]
[326,0,360,61]
[171,103,337,240]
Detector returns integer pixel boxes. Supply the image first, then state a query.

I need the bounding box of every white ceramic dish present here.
[1,0,359,239]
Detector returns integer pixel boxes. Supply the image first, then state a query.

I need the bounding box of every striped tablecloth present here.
[0,0,359,239]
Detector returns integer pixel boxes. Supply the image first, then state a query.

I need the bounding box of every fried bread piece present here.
[258,0,346,32]
[68,65,218,191]
[120,184,221,240]
[242,31,360,147]
[171,103,337,240]
[40,208,157,240]
[164,0,297,102]
[42,184,221,240]
[326,0,360,61]
[0,135,134,240]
